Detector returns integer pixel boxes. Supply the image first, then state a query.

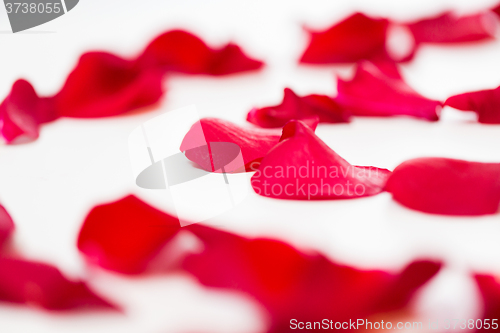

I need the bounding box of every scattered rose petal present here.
[180,118,282,172]
[0,256,116,310]
[385,157,500,216]
[77,195,180,274]
[335,62,442,120]
[444,86,500,124]
[247,88,350,128]
[475,274,500,327]
[251,120,391,200]
[300,13,389,64]
[0,205,14,248]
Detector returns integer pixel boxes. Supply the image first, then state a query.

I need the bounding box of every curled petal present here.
[251,120,391,200]
[335,62,442,120]
[300,13,389,64]
[54,52,164,118]
[77,195,180,274]
[0,80,56,143]
[247,88,350,128]
[137,30,263,75]
[445,86,500,124]
[180,118,282,172]
[0,257,116,310]
[385,158,500,216]
[0,205,14,248]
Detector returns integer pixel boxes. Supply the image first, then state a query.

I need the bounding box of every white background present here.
[1,0,500,332]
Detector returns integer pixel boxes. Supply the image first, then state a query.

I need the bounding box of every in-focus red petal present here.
[54,52,164,118]
[251,120,391,200]
[407,11,497,45]
[335,62,442,120]
[137,30,263,75]
[445,86,500,124]
[385,157,500,216]
[475,274,500,329]
[180,118,282,172]
[0,80,56,143]
[247,88,350,128]
[77,195,180,274]
[186,225,440,333]
[0,205,14,249]
[300,13,389,64]
[0,256,116,310]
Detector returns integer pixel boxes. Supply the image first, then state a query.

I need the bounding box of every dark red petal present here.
[407,11,497,45]
[251,120,391,200]
[77,195,180,274]
[300,13,389,64]
[247,88,350,128]
[0,256,116,310]
[137,30,263,75]
[186,225,440,333]
[385,158,500,216]
[0,80,56,143]
[0,205,14,249]
[335,62,442,120]
[493,4,500,17]
[445,86,500,124]
[180,118,282,172]
[475,274,500,329]
[54,52,164,118]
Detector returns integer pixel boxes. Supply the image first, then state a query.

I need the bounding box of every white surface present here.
[1,0,500,332]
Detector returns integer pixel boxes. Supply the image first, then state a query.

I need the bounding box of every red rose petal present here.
[445,86,500,124]
[335,62,442,121]
[0,256,116,310]
[54,52,164,118]
[251,120,391,200]
[407,11,497,45]
[0,80,56,143]
[137,30,263,75]
[77,195,180,274]
[494,4,500,17]
[247,88,350,128]
[0,205,14,248]
[180,118,282,172]
[300,13,389,64]
[475,274,500,329]
[385,158,500,216]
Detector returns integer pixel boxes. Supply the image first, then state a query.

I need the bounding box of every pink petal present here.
[0,256,116,310]
[77,195,180,274]
[385,157,500,216]
[251,120,391,200]
[0,205,14,249]
[300,13,389,64]
[247,88,350,128]
[335,62,442,120]
[180,118,283,172]
[445,86,500,124]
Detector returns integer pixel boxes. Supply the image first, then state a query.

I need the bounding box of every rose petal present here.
[445,86,500,124]
[54,52,164,118]
[385,157,500,215]
[300,13,389,64]
[247,88,350,128]
[0,205,14,249]
[180,118,283,172]
[335,62,442,120]
[137,30,263,75]
[251,120,391,200]
[407,11,497,45]
[475,274,500,327]
[0,256,116,310]
[77,195,180,274]
[0,80,56,143]
[494,4,500,17]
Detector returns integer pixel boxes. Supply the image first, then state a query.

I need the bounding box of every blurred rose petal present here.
[445,86,500,124]
[494,4,500,17]
[251,120,391,200]
[335,62,442,120]
[385,158,500,215]
[247,88,350,128]
[475,274,500,328]
[0,205,14,248]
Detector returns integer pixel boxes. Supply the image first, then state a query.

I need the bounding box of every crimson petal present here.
[335,62,442,120]
[475,274,500,330]
[251,120,391,200]
[494,4,500,17]
[445,86,500,124]
[0,205,14,249]
[300,13,389,64]
[385,157,500,215]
